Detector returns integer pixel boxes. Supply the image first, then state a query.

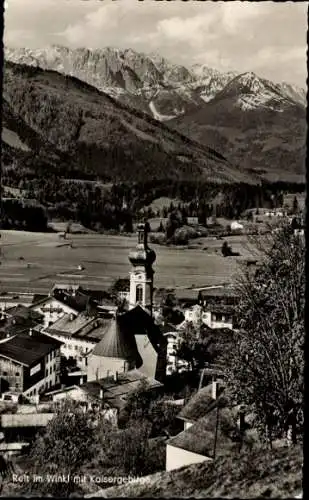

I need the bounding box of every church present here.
[86,223,167,383]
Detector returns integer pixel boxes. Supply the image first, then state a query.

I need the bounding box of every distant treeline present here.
[0,198,48,231]
[1,175,305,233]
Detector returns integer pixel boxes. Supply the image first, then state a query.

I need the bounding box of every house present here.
[0,310,44,342]
[31,295,82,328]
[184,304,202,325]
[198,286,239,308]
[0,292,47,315]
[166,382,258,471]
[177,382,225,431]
[87,305,167,383]
[3,304,44,324]
[201,305,234,330]
[174,289,199,309]
[0,331,62,399]
[42,313,113,367]
[46,369,162,425]
[197,286,238,330]
[161,323,181,375]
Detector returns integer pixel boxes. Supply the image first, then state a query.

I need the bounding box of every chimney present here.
[212,380,218,400]
[114,371,118,382]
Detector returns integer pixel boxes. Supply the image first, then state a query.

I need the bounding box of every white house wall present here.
[23,350,60,399]
[32,298,78,327]
[43,331,96,366]
[134,335,158,380]
[166,443,212,471]
[87,355,126,382]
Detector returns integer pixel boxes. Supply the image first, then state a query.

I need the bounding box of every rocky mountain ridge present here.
[2,60,253,185]
[5,46,306,121]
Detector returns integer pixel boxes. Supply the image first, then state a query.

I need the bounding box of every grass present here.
[0,230,256,294]
[91,444,303,498]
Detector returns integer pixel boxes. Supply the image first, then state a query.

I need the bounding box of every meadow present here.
[0,230,257,294]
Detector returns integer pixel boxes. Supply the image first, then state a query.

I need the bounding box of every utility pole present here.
[213,404,220,459]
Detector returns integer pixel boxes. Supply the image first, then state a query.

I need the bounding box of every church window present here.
[136,285,143,303]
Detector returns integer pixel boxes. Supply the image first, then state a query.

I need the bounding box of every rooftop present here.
[169,406,239,457]
[91,316,143,367]
[81,369,162,409]
[52,288,97,314]
[0,315,42,341]
[0,333,62,366]
[199,286,238,298]
[4,304,43,323]
[207,304,235,315]
[178,383,226,423]
[173,288,199,301]
[45,313,111,341]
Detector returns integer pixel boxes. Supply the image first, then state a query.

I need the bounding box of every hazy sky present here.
[4,0,308,87]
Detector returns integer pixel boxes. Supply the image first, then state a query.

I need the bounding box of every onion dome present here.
[129,222,156,267]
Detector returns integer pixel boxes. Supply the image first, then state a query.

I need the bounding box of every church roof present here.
[91,316,143,367]
[121,305,167,352]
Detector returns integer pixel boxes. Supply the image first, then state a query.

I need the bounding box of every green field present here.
[0,230,257,294]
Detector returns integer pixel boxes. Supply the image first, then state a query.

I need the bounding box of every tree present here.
[21,401,96,496]
[222,241,232,257]
[226,225,304,446]
[104,382,179,476]
[176,322,214,371]
[292,196,299,215]
[0,455,14,495]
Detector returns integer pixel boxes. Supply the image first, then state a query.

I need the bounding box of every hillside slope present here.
[5,46,306,184]
[168,72,306,183]
[2,61,253,184]
[89,445,303,498]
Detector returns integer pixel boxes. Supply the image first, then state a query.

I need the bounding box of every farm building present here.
[0,331,62,398]
[166,382,259,471]
[43,312,113,368]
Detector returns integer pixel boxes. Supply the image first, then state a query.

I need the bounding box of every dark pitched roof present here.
[91,317,143,368]
[178,383,226,423]
[0,333,62,366]
[45,313,111,341]
[53,289,97,314]
[198,287,238,299]
[0,315,41,340]
[207,305,235,315]
[81,369,162,409]
[174,289,199,301]
[4,304,43,322]
[121,306,167,352]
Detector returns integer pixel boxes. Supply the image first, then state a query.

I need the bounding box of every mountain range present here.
[3,60,252,185]
[3,46,307,184]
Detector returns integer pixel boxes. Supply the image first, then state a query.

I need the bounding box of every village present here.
[0,212,304,497]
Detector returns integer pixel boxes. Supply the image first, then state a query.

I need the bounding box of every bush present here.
[149,233,166,245]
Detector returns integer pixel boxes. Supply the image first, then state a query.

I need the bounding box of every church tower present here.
[128,222,156,314]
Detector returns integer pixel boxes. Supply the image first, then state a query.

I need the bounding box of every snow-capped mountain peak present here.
[4,45,306,119]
